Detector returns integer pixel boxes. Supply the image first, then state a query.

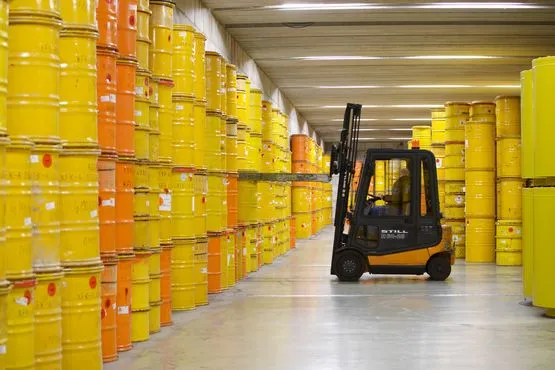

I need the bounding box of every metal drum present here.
[7,279,35,369]
[465,121,495,170]
[465,171,495,219]
[226,119,238,172]
[411,126,432,150]
[238,180,260,225]
[206,172,227,233]
[136,10,150,70]
[227,173,238,228]
[496,221,522,266]
[172,24,196,98]
[207,232,222,293]
[160,245,173,325]
[469,101,495,122]
[465,218,495,263]
[10,0,60,17]
[246,132,262,172]
[100,258,118,363]
[498,179,523,220]
[173,96,195,167]
[532,57,555,178]
[115,159,134,253]
[205,51,222,112]
[220,58,227,118]
[98,156,117,258]
[97,0,118,49]
[495,95,520,138]
[192,238,208,306]
[8,16,62,143]
[60,0,96,30]
[172,239,196,310]
[193,172,207,238]
[496,138,521,178]
[249,88,263,135]
[205,111,224,172]
[157,78,174,163]
[116,58,137,157]
[149,0,174,79]
[116,253,133,351]
[158,164,172,243]
[171,168,195,240]
[193,32,206,101]
[226,64,237,119]
[97,48,118,154]
[522,188,534,298]
[117,0,137,59]
[30,144,62,272]
[61,265,103,369]
[59,28,98,147]
[59,149,100,266]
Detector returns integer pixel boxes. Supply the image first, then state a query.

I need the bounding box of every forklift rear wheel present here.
[427,255,451,281]
[334,250,365,282]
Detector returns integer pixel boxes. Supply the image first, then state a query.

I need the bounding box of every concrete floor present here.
[107,227,555,370]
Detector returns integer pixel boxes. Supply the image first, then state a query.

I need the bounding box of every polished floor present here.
[108,227,555,370]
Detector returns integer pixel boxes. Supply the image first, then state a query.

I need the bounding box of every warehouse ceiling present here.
[203,0,555,144]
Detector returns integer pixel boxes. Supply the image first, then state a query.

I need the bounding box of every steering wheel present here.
[365,194,382,203]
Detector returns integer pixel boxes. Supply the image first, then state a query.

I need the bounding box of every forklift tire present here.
[334,250,365,282]
[426,255,451,281]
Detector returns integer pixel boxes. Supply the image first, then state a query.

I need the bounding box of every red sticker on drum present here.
[48,283,56,296]
[24,290,32,304]
[43,154,52,168]
[101,308,106,319]
[129,15,135,26]
[89,276,97,289]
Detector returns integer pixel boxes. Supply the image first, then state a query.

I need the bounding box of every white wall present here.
[173,0,323,147]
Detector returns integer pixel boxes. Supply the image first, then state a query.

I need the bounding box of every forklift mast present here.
[329,103,362,273]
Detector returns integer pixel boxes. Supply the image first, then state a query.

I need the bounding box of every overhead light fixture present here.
[332,118,429,122]
[339,128,414,132]
[268,2,544,11]
[317,85,382,89]
[418,2,544,10]
[294,55,501,61]
[398,84,472,88]
[404,55,500,60]
[322,104,443,109]
[293,56,382,61]
[357,137,412,141]
[485,85,521,89]
[268,3,384,11]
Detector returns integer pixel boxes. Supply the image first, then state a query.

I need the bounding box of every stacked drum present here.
[444,102,469,259]
[495,96,522,266]
[465,102,496,263]
[430,109,446,212]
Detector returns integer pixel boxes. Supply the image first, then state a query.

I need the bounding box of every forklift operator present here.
[384,166,411,216]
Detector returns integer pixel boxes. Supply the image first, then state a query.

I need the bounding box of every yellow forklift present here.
[330,104,454,282]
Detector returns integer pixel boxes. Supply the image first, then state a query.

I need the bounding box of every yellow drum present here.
[193,173,207,237]
[411,126,432,149]
[30,144,62,272]
[6,140,33,280]
[205,111,224,171]
[10,0,60,17]
[496,221,522,266]
[261,223,275,265]
[292,184,312,213]
[431,108,445,144]
[157,79,174,162]
[219,58,228,117]
[149,272,161,304]
[173,96,195,167]
[149,131,160,161]
[35,270,63,370]
[247,133,262,172]
[136,39,151,71]
[444,153,464,169]
[8,16,62,143]
[238,180,260,225]
[495,95,521,138]
[237,126,248,170]
[171,169,195,239]
[465,121,495,170]
[444,181,464,195]
[136,9,151,39]
[445,102,470,123]
[258,182,276,222]
[149,0,174,79]
[498,179,523,220]
[149,303,161,334]
[520,69,534,179]
[469,101,496,122]
[496,138,521,178]
[132,251,151,311]
[206,172,227,233]
[226,64,238,119]
[134,216,150,249]
[245,225,258,273]
[62,265,103,369]
[60,0,96,29]
[135,70,151,127]
[172,239,195,310]
[532,57,555,178]
[172,24,196,97]
[7,280,34,369]
[0,282,8,366]
[135,127,150,160]
[59,149,100,266]
[59,29,98,147]
[532,187,555,310]
[193,32,206,101]
[465,171,495,218]
[444,128,465,143]
[262,101,274,140]
[522,188,534,298]
[131,310,150,343]
[444,206,464,220]
[134,160,149,189]
[194,238,208,306]
[293,212,312,239]
[194,100,207,170]
[158,164,172,243]
[205,51,222,112]
[465,218,495,263]
[226,119,238,172]
[134,189,150,217]
[249,88,263,134]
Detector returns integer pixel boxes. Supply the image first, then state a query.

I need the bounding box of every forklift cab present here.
[332,148,453,281]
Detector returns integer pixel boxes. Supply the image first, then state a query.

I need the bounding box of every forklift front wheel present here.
[426,255,451,281]
[334,250,365,282]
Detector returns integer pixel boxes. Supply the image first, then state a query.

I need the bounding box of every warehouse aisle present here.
[107,227,553,370]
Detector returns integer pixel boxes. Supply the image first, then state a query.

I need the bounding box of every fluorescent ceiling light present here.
[486,85,521,88]
[293,56,382,61]
[399,84,472,88]
[343,128,414,132]
[268,3,383,11]
[418,2,544,10]
[390,118,430,122]
[358,137,412,141]
[322,104,443,109]
[404,55,500,60]
[317,85,382,89]
[295,55,501,61]
[269,2,544,11]
[332,118,429,122]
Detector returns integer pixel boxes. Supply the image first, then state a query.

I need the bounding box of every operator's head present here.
[400,167,410,177]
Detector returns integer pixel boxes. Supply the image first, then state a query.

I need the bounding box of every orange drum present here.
[116,59,136,156]
[207,233,222,294]
[292,160,311,174]
[101,257,118,363]
[117,0,138,59]
[290,134,310,161]
[96,0,118,49]
[227,173,238,228]
[116,254,133,352]
[97,48,118,154]
[98,156,117,257]
[160,245,172,327]
[115,159,134,253]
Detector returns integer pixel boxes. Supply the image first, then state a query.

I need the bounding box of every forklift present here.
[329,103,454,282]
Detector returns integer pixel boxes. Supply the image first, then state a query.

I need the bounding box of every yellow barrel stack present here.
[465,101,496,263]
[444,102,469,259]
[495,96,522,267]
[430,109,446,212]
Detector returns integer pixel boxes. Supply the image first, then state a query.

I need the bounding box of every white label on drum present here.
[192,197,195,212]
[129,4,137,12]
[16,297,29,306]
[243,248,247,255]
[118,306,130,315]
[200,268,207,274]
[455,196,463,205]
[159,194,172,211]
[110,94,117,103]
[90,210,98,218]
[100,95,111,103]
[24,217,32,226]
[30,155,39,163]
[135,110,142,117]
[0,345,6,354]
[154,93,159,102]
[436,158,443,168]
[102,198,116,207]
[45,202,56,210]
[112,303,117,310]
[176,105,184,111]
[136,86,144,96]
[180,173,187,181]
